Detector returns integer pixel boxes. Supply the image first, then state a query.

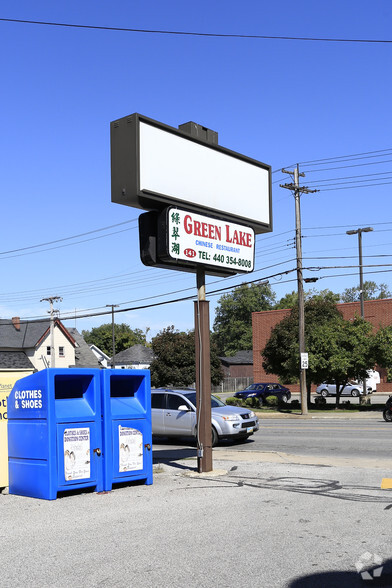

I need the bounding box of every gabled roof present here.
[219,350,253,366]
[0,318,76,350]
[113,344,155,364]
[67,328,102,368]
[0,350,35,370]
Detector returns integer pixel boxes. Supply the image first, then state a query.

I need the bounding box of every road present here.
[153,415,392,464]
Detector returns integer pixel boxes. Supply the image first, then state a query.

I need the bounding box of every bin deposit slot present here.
[110,376,143,398]
[55,375,94,400]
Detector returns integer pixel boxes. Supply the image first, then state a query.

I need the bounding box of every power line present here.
[0,218,138,255]
[1,17,391,43]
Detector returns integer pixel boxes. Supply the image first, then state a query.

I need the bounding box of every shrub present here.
[244,397,260,409]
[226,396,241,406]
[314,396,327,406]
[265,395,279,407]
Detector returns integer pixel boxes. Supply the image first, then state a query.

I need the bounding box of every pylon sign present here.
[111,113,272,235]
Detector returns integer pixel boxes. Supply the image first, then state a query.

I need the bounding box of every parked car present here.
[151,388,259,446]
[234,383,291,405]
[315,382,372,397]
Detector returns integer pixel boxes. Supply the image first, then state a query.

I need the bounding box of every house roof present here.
[219,350,253,366]
[67,328,102,368]
[113,344,155,364]
[0,350,35,370]
[0,318,76,350]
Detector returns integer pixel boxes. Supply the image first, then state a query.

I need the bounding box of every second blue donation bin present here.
[7,369,103,499]
[101,369,153,491]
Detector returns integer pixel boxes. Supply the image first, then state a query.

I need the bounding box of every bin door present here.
[111,420,151,481]
[56,423,101,488]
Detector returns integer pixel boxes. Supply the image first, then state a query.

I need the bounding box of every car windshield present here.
[245,384,263,391]
[183,392,226,408]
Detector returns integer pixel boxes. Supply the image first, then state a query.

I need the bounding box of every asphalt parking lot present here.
[1,443,392,588]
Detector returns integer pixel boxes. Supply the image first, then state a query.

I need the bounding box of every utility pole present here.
[194,267,213,473]
[346,226,373,401]
[40,296,62,368]
[106,304,119,369]
[280,165,318,415]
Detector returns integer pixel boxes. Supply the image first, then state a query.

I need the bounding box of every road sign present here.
[301,353,309,369]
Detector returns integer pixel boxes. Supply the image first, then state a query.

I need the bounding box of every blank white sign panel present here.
[139,122,270,227]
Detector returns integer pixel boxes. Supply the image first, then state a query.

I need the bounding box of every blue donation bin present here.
[7,369,103,500]
[101,369,153,491]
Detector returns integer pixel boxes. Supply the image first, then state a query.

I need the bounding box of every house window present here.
[59,346,65,357]
[46,346,51,356]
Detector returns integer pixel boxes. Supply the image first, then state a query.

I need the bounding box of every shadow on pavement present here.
[288,558,392,587]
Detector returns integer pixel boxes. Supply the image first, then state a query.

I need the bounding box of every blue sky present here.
[0,1,391,339]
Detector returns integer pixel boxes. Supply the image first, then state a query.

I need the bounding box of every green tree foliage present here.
[149,326,222,388]
[82,323,147,356]
[374,325,392,379]
[213,282,276,355]
[273,288,340,310]
[341,281,391,303]
[262,297,378,407]
[262,298,342,384]
[273,290,298,310]
[307,317,377,406]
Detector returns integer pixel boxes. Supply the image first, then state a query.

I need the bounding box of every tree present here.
[262,297,378,407]
[149,326,222,388]
[262,298,342,385]
[213,282,276,356]
[82,323,147,356]
[273,288,339,310]
[374,325,392,381]
[341,281,391,303]
[307,316,377,407]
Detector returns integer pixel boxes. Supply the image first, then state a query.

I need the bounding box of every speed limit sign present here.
[301,353,309,369]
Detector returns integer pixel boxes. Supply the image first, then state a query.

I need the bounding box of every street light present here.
[346,227,373,318]
[346,226,373,400]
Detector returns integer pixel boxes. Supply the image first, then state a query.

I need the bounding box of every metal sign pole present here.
[194,267,213,473]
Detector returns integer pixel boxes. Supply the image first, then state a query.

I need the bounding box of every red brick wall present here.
[252,298,392,387]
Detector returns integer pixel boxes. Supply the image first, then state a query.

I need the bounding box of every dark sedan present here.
[234,383,291,405]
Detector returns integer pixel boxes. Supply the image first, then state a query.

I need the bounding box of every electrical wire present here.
[1,18,391,43]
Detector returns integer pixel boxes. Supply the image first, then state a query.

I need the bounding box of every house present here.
[0,316,101,372]
[252,298,392,392]
[67,328,102,369]
[219,350,253,378]
[112,344,155,370]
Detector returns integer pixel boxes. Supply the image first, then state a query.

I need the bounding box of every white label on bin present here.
[64,428,91,481]
[119,426,143,472]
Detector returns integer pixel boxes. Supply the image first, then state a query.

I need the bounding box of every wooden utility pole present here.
[194,267,213,473]
[280,166,318,415]
[106,304,119,368]
[40,296,62,368]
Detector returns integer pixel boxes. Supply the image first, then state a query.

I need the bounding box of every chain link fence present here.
[211,377,253,395]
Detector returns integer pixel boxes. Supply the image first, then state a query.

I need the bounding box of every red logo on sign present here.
[184,248,196,258]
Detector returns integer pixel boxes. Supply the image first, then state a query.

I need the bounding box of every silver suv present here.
[151,388,259,446]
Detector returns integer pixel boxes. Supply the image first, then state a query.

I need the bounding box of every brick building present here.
[252,298,392,392]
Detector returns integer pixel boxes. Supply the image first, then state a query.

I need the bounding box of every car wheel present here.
[321,389,328,397]
[383,408,392,422]
[351,389,360,397]
[211,427,219,447]
[281,394,288,403]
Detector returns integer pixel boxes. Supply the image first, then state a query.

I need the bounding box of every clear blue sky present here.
[1,1,391,339]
